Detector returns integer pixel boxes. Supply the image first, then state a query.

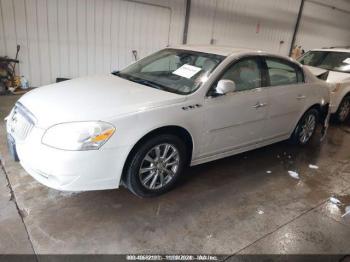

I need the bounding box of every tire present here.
[291,109,319,145]
[125,134,188,198]
[335,96,350,123]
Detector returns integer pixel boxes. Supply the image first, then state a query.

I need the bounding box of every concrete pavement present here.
[1,95,350,255]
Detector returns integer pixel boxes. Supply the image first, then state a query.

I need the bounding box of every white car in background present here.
[298,48,350,123]
[6,46,330,197]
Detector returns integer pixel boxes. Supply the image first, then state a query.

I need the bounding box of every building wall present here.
[187,0,301,56]
[0,0,185,87]
[187,0,350,55]
[0,0,350,87]
[296,0,350,51]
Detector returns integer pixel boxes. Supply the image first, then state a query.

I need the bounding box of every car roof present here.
[169,45,299,66]
[312,48,350,53]
[170,44,264,57]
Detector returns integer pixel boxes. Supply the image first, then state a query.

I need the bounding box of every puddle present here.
[278,152,299,173]
[329,194,350,218]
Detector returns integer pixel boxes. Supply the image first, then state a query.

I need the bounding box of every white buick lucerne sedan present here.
[6,45,330,197]
[298,48,350,123]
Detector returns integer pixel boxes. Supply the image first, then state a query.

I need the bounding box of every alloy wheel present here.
[299,114,316,144]
[338,99,350,122]
[139,144,180,190]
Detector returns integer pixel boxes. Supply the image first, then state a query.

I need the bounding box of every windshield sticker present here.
[173,64,202,79]
[343,58,350,64]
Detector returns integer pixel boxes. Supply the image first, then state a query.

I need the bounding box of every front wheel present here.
[125,134,188,198]
[291,109,319,145]
[335,96,350,123]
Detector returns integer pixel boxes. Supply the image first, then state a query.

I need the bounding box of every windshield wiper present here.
[113,72,168,91]
[124,75,166,91]
[135,79,167,91]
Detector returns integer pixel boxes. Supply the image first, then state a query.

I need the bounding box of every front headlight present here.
[42,121,115,151]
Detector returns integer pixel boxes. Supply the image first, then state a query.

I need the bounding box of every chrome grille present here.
[7,103,36,141]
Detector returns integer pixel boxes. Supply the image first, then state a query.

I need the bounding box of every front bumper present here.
[8,126,130,191]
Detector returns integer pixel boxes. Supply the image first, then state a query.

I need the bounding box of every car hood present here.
[305,66,328,77]
[305,66,350,83]
[18,75,186,128]
[326,71,350,83]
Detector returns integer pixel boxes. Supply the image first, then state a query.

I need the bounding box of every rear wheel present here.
[125,134,188,198]
[291,109,319,145]
[336,96,350,123]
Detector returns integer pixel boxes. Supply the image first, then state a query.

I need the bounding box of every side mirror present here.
[215,80,236,95]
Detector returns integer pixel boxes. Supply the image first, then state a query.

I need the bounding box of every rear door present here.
[263,57,309,138]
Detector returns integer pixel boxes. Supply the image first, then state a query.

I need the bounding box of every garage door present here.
[296,1,350,51]
[0,0,171,87]
[115,1,172,70]
[187,0,300,55]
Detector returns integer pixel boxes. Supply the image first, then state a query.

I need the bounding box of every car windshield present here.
[115,49,225,95]
[298,51,350,73]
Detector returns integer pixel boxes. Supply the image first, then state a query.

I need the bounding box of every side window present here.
[218,58,262,92]
[266,58,303,86]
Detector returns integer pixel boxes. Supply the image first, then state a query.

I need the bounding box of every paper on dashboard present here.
[173,64,202,79]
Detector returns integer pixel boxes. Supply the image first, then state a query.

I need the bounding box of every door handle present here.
[297,95,306,100]
[253,102,268,109]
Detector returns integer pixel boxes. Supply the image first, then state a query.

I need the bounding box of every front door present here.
[201,57,269,158]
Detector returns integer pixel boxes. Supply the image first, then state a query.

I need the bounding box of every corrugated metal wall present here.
[0,0,185,87]
[0,0,350,87]
[187,0,350,55]
[296,0,350,51]
[187,0,301,55]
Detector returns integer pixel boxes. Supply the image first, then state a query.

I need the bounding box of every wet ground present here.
[1,94,350,256]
